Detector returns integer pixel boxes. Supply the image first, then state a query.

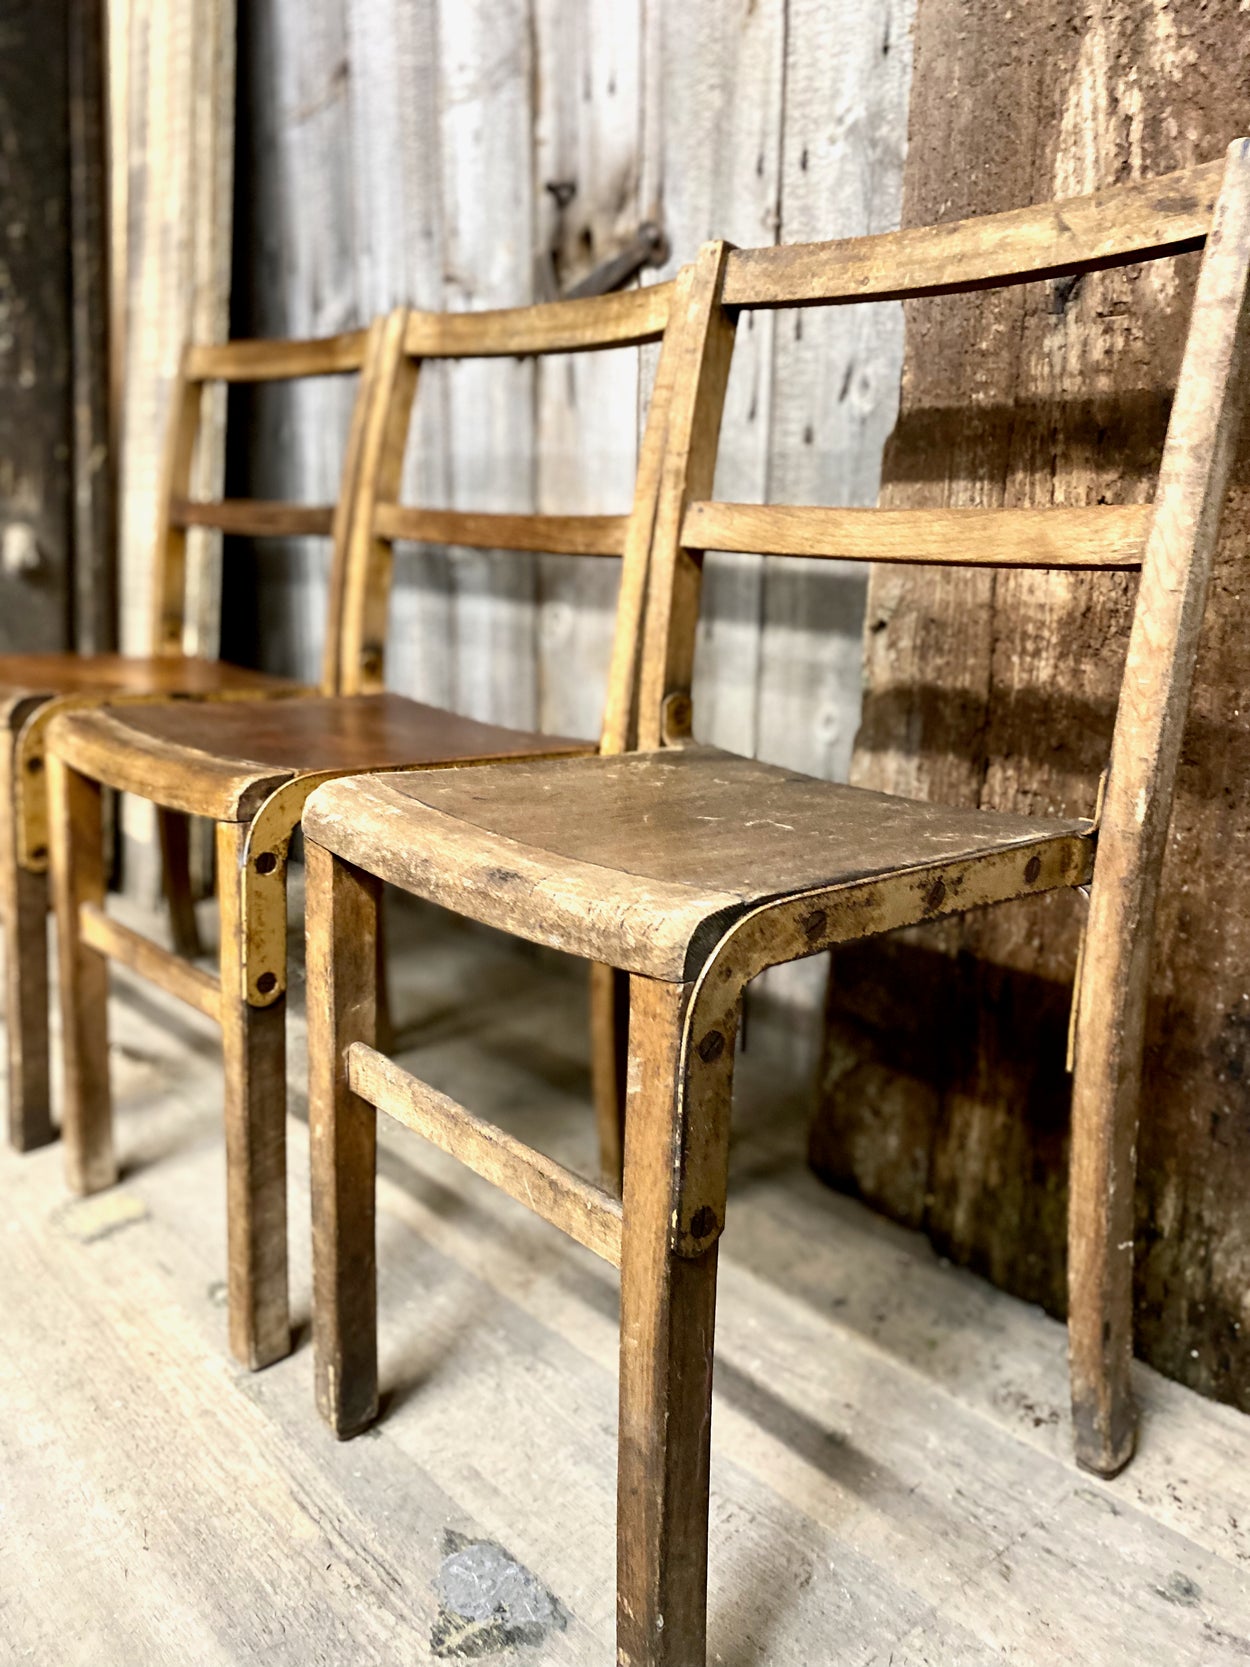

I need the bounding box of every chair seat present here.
[303,745,1096,981]
[47,692,595,822]
[0,651,298,704]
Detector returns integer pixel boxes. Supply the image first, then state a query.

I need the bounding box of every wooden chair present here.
[0,321,392,1155]
[301,142,1250,1666]
[45,280,681,1374]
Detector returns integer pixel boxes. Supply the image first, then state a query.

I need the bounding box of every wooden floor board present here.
[1,892,1248,1664]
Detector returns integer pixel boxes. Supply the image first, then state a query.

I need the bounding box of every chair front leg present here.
[48,754,115,1193]
[1,731,52,1150]
[217,818,290,1370]
[617,973,738,1667]
[307,836,381,1438]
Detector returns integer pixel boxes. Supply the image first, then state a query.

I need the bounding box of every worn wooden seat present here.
[0,652,295,701]
[305,746,1093,981]
[45,281,681,1376]
[52,693,588,823]
[303,143,1250,1667]
[0,321,398,1155]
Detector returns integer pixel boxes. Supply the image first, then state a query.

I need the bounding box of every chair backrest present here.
[338,281,682,752]
[151,319,400,693]
[637,143,1250,895]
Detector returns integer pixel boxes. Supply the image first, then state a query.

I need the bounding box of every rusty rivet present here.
[925,877,946,911]
[25,755,42,773]
[31,845,46,862]
[801,908,827,940]
[696,1028,725,1063]
[689,1204,719,1241]
[256,971,278,995]
[254,851,278,875]
[361,646,383,675]
[1024,855,1042,883]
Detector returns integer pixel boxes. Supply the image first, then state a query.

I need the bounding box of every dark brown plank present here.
[812,0,1250,1417]
[0,0,72,653]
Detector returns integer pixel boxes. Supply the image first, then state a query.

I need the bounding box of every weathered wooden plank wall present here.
[229,0,915,898]
[111,0,236,661]
[812,0,1250,1411]
[110,0,236,878]
[0,2,73,653]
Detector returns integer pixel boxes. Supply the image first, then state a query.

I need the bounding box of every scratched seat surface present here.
[47,692,595,824]
[0,652,298,703]
[303,745,1094,981]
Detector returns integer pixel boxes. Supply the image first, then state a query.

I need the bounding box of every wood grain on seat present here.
[303,746,1094,981]
[48,693,593,822]
[0,653,298,700]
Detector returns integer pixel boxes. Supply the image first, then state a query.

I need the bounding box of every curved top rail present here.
[721,157,1224,310]
[184,328,372,382]
[403,279,675,359]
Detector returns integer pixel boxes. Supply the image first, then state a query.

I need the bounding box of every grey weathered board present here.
[229,0,916,872]
[812,0,1250,1412]
[222,0,920,1074]
[1,893,1248,1664]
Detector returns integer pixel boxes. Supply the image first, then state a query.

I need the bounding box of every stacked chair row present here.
[6,140,1248,1667]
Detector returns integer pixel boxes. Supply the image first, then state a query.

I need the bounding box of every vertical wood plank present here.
[437,0,539,727]
[533,0,643,741]
[230,0,360,683]
[0,0,73,653]
[760,0,913,782]
[68,0,117,655]
[346,0,455,706]
[639,0,787,757]
[114,0,235,660]
[111,0,235,891]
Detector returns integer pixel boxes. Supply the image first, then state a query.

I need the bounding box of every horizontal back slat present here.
[374,506,629,555]
[721,158,1222,309]
[403,281,673,359]
[682,501,1152,570]
[184,329,371,382]
[170,498,337,538]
